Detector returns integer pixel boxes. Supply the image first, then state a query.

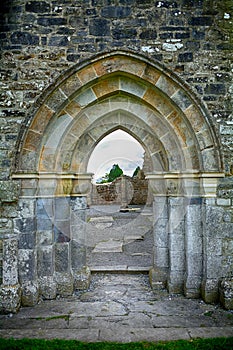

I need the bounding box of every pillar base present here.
[55,273,74,297]
[219,279,233,310]
[39,276,57,300]
[0,284,21,314]
[201,278,219,304]
[168,271,184,294]
[149,267,167,290]
[73,266,91,290]
[184,277,201,299]
[21,281,39,306]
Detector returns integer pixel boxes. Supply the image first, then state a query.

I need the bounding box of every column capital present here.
[12,172,94,197]
[146,172,225,197]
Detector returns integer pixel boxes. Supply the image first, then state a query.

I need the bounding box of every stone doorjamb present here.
[147,171,225,300]
[7,172,93,307]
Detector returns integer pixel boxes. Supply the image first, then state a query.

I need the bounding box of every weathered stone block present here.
[55,243,69,272]
[216,198,231,206]
[48,36,69,46]
[37,218,53,231]
[177,52,193,62]
[149,267,167,290]
[139,29,157,39]
[219,279,233,310]
[55,273,73,297]
[171,90,192,112]
[37,230,53,246]
[37,246,54,277]
[21,281,39,307]
[73,266,91,290]
[0,181,19,203]
[18,249,36,282]
[25,1,50,13]
[204,84,226,95]
[39,276,57,300]
[14,217,36,235]
[36,198,53,219]
[18,233,36,249]
[0,218,13,232]
[190,16,213,26]
[201,278,219,304]
[168,271,184,294]
[101,6,131,18]
[55,197,70,220]
[54,221,70,242]
[112,28,137,39]
[18,198,36,218]
[154,246,169,267]
[71,240,86,269]
[89,19,110,36]
[3,239,18,285]
[10,32,39,45]
[0,284,21,314]
[38,17,67,26]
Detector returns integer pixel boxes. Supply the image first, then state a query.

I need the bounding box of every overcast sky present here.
[87,130,144,182]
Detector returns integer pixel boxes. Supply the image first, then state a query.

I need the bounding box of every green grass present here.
[0,337,232,350]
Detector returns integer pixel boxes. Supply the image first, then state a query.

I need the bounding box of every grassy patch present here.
[45,315,70,322]
[0,337,232,350]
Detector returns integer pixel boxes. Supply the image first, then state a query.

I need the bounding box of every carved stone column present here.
[147,174,168,289]
[71,173,92,290]
[200,173,225,303]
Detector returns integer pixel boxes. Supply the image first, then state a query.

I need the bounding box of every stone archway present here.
[11,50,224,307]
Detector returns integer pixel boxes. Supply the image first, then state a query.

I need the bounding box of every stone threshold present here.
[90,266,152,273]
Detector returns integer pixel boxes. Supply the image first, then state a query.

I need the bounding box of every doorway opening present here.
[86,129,154,272]
[87,129,152,207]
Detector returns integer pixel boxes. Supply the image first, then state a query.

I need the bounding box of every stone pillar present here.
[70,196,90,289]
[36,197,56,300]
[201,175,225,303]
[16,198,39,306]
[0,180,21,314]
[53,196,74,297]
[201,198,222,303]
[0,238,21,313]
[184,198,203,298]
[149,196,168,289]
[168,196,186,294]
[70,174,92,290]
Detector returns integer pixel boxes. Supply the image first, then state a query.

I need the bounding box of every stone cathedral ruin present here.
[0,0,232,313]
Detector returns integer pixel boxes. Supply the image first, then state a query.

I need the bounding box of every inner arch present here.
[87,129,145,183]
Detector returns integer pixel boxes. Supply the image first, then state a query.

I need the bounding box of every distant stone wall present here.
[91,175,151,206]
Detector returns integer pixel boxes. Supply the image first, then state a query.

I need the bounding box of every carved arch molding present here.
[12,50,225,301]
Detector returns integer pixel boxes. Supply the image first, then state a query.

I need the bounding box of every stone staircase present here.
[86,205,153,272]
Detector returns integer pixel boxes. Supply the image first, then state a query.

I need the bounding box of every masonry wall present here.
[0,0,232,177]
[91,175,150,205]
[0,0,232,312]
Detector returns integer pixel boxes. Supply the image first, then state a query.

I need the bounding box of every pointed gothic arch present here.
[12,50,225,305]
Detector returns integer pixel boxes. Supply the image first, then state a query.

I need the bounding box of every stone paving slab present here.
[93,239,123,253]
[0,273,232,342]
[99,327,191,342]
[1,327,233,343]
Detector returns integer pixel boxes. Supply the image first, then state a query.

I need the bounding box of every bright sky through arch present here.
[87,130,144,183]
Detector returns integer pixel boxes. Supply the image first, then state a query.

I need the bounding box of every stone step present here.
[92,239,123,253]
[88,251,153,268]
[90,265,152,272]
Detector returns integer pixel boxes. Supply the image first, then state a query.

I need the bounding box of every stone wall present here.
[0,0,232,312]
[91,175,150,205]
[0,0,232,176]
